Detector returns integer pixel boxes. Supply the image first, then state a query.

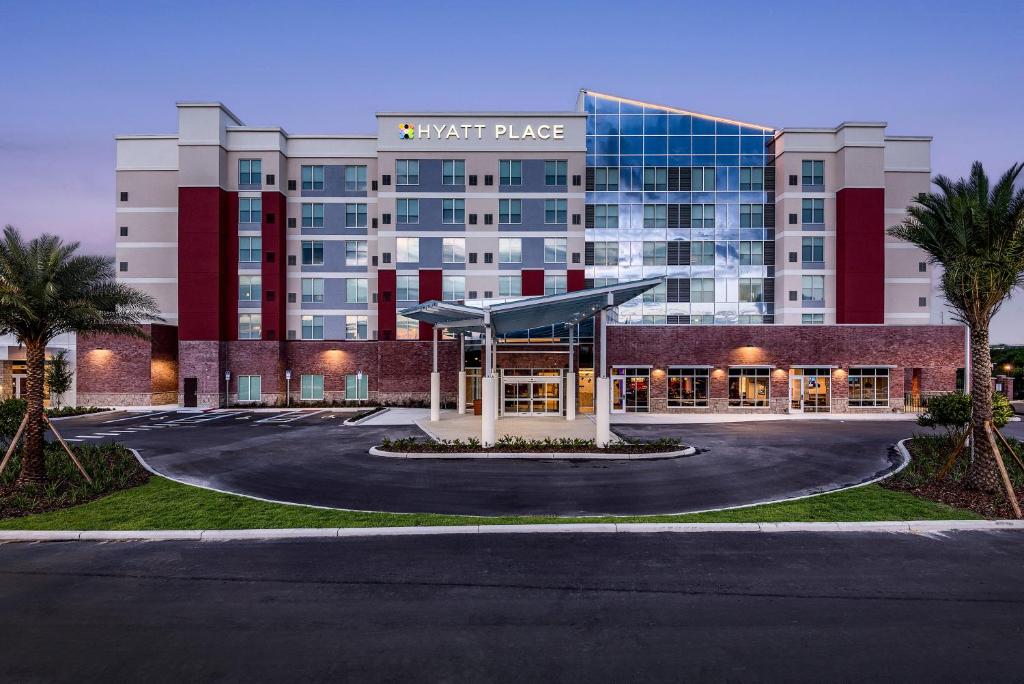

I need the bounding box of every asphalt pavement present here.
[1,530,1021,682]
[51,410,921,516]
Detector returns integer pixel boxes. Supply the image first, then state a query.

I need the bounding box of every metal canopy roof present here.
[399,277,664,335]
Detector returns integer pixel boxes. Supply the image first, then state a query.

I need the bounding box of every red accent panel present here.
[521,269,544,297]
[418,269,442,340]
[261,192,287,340]
[377,270,397,341]
[221,192,238,341]
[567,269,586,292]
[179,187,232,341]
[836,187,885,324]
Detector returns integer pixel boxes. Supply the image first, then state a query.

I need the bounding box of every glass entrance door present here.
[501,371,562,416]
[789,369,831,413]
[611,367,651,412]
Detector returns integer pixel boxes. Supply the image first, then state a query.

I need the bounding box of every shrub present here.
[917,392,972,441]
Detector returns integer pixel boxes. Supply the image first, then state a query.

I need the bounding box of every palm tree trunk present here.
[966,324,999,492]
[16,340,47,486]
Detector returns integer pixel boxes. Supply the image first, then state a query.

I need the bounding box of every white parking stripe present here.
[101,410,176,424]
[94,433,122,437]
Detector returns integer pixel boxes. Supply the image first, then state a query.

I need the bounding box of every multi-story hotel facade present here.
[76,90,965,414]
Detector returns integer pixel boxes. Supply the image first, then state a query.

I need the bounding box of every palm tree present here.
[0,226,161,486]
[889,162,1024,492]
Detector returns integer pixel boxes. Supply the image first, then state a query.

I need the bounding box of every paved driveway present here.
[52,410,921,516]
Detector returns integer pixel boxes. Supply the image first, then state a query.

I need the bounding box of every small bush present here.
[917,391,1013,442]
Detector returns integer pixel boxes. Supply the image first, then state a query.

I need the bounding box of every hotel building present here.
[76,90,965,413]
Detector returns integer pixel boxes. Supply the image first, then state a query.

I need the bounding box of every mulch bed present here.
[882,478,1023,519]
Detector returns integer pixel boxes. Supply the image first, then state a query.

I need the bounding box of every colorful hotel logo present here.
[398,123,415,139]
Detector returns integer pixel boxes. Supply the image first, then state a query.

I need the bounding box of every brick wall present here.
[77,324,179,406]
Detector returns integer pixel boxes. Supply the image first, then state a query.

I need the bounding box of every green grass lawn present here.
[0,476,979,531]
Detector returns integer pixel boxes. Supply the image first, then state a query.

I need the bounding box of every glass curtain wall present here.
[582,92,776,324]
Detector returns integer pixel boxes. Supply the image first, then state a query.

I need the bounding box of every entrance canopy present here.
[399,277,664,334]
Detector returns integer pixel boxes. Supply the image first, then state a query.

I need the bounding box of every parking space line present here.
[101,410,176,424]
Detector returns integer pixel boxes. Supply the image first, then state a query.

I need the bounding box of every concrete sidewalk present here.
[611,411,918,424]
[416,410,608,441]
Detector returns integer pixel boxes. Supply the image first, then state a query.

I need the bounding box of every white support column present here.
[566,324,575,421]
[457,334,466,415]
[481,319,496,446]
[595,299,612,447]
[430,325,440,422]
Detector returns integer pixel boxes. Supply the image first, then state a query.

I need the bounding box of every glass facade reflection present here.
[580,91,776,325]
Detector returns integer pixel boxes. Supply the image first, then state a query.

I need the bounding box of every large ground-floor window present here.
[848,367,890,407]
[237,375,261,402]
[668,367,710,407]
[612,367,650,412]
[728,367,770,407]
[345,373,368,401]
[301,374,324,401]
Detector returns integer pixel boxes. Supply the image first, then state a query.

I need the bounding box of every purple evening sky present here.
[0,0,1021,341]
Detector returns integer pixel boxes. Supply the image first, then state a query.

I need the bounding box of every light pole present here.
[356,369,364,402]
[285,369,292,407]
[224,370,231,408]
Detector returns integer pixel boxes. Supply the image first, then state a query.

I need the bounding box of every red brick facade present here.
[77,324,179,405]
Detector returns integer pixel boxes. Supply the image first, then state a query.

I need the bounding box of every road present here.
[1,530,1021,682]
[51,410,920,516]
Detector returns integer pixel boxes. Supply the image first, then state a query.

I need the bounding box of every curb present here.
[47,409,118,422]
[2,520,1023,543]
[367,445,696,460]
[345,407,390,426]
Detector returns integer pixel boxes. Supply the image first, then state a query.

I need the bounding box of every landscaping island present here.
[372,435,693,459]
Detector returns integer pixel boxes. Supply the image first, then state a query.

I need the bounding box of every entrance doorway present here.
[500,369,562,416]
[183,377,198,408]
[788,368,831,412]
[611,367,650,412]
[577,369,594,415]
[13,375,26,400]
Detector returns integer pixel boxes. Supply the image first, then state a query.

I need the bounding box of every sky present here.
[0,0,1021,341]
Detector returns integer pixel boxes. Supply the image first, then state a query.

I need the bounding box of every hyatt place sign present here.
[399,122,565,141]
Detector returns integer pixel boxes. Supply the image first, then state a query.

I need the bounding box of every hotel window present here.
[238,313,262,340]
[345,204,368,227]
[802,160,825,186]
[739,278,764,303]
[300,374,324,401]
[301,278,324,303]
[691,204,715,228]
[237,375,261,402]
[802,198,825,224]
[643,282,667,304]
[345,278,368,303]
[594,167,618,191]
[544,274,567,296]
[396,237,419,262]
[396,275,419,302]
[498,199,522,224]
[545,199,568,224]
[643,241,667,266]
[301,315,324,340]
[668,367,710,407]
[738,315,763,324]
[691,241,715,266]
[691,167,716,191]
[593,277,618,288]
[498,238,522,263]
[593,241,619,266]
[728,367,770,407]
[499,160,522,186]
[345,373,369,401]
[442,159,465,185]
[691,278,715,303]
[544,238,567,263]
[397,198,419,224]
[345,240,367,266]
[443,237,466,263]
[301,240,324,265]
[344,165,367,191]
[301,165,324,191]
[301,203,324,228]
[498,274,521,297]
[239,236,262,263]
[345,315,368,340]
[643,167,667,191]
[442,275,465,302]
[545,160,567,186]
[802,313,825,324]
[802,236,825,263]
[848,367,890,407]
[739,167,763,191]
[643,204,667,228]
[239,197,262,224]
[740,204,763,228]
[802,275,825,302]
[442,199,465,224]
[691,314,715,324]
[396,315,419,340]
[594,204,618,228]
[396,160,419,185]
[739,241,763,265]
[238,275,262,301]
[239,159,261,186]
